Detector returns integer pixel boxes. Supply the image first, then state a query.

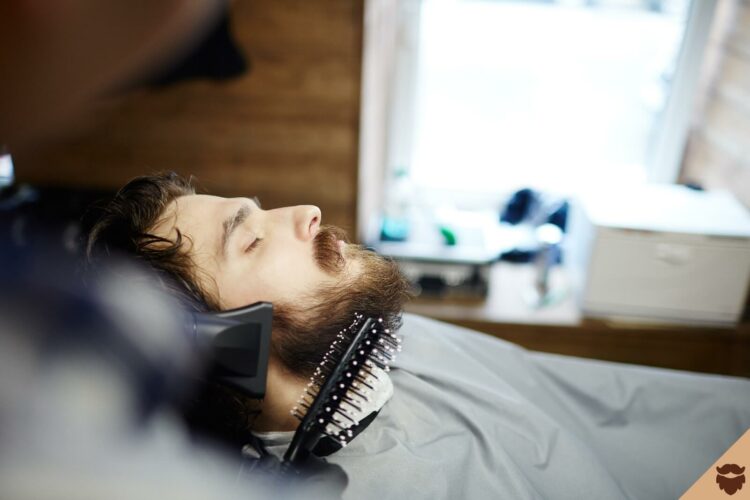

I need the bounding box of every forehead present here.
[153,194,229,240]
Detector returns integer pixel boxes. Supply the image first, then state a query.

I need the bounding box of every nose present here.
[293,205,322,241]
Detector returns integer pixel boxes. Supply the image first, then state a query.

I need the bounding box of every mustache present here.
[717,463,746,475]
[314,225,348,274]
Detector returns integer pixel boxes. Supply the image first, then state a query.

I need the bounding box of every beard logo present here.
[716,463,746,496]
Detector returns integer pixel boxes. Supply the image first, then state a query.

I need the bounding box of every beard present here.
[181,225,411,445]
[271,225,412,378]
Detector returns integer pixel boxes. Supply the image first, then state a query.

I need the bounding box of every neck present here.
[252,355,306,432]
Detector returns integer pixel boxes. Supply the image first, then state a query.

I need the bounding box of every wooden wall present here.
[681,0,750,208]
[14,0,365,234]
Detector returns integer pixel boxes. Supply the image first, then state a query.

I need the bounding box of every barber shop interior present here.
[2,0,750,498]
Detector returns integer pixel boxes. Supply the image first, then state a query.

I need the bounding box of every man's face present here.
[154,194,357,310]
[152,190,410,378]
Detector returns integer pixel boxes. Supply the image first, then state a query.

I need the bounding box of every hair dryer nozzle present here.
[190,302,273,398]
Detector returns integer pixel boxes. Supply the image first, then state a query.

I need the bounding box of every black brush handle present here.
[282,429,318,469]
[282,318,375,467]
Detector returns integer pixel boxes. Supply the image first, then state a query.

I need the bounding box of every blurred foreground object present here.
[147,7,248,86]
[0,255,236,498]
[0,252,341,499]
[567,184,750,326]
[0,0,221,149]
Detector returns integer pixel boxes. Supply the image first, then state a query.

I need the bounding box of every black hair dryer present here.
[188,302,273,399]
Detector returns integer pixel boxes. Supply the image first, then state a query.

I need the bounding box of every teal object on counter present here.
[380,217,410,242]
[439,225,457,246]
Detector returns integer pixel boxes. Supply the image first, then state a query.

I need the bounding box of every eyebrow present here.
[220,203,252,257]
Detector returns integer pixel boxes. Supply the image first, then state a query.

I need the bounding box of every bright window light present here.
[408,0,691,197]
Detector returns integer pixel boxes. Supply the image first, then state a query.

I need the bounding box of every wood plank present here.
[14,0,365,235]
[681,4,750,209]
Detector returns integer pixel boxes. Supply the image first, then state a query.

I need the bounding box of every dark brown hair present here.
[85,172,250,444]
[85,171,220,311]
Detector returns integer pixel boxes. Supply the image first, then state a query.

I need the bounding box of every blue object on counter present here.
[380,217,410,242]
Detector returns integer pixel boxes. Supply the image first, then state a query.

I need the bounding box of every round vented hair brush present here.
[282,313,401,469]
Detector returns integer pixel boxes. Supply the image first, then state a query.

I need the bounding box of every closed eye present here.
[245,238,263,253]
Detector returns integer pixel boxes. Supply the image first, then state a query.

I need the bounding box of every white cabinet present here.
[567,185,750,325]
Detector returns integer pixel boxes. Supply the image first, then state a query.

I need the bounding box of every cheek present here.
[216,251,315,309]
[255,256,318,300]
[217,264,274,309]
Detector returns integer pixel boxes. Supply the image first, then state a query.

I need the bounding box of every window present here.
[383,0,713,202]
[359,0,717,246]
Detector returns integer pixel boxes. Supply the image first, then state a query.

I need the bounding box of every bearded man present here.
[85,171,412,441]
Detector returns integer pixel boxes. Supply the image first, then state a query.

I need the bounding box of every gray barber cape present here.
[257,314,750,499]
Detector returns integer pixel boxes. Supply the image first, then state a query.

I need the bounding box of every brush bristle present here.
[290,313,402,446]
